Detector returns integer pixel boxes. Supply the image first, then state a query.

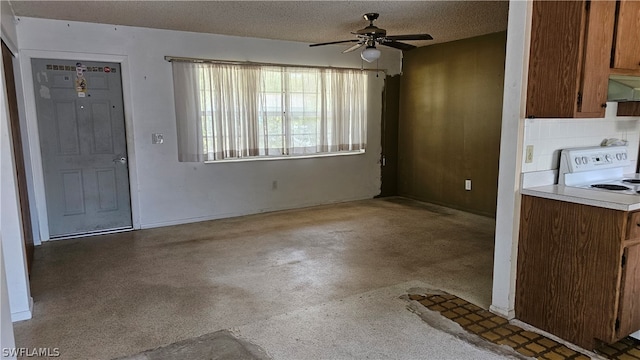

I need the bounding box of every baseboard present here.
[141,212,245,229]
[139,196,375,229]
[11,296,33,322]
[489,304,515,319]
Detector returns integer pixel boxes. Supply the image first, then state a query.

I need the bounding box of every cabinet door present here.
[612,0,640,71]
[517,196,626,349]
[576,0,616,117]
[618,244,640,338]
[526,1,585,118]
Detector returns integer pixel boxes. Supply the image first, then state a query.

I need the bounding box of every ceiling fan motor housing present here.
[356,13,386,37]
[308,12,432,54]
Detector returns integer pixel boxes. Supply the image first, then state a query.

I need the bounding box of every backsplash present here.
[522,102,640,174]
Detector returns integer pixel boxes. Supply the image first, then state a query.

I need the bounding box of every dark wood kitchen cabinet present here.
[617,101,640,116]
[526,1,615,119]
[516,195,640,349]
[611,0,640,73]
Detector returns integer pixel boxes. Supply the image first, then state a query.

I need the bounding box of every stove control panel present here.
[572,152,627,166]
[560,146,630,173]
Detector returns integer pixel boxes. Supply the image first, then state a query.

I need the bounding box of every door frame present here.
[3,41,34,270]
[19,50,141,241]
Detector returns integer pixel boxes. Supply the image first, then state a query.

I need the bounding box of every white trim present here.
[204,150,365,164]
[10,296,32,322]
[17,52,48,240]
[18,49,141,242]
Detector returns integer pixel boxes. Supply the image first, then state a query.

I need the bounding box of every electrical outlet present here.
[525,145,534,163]
[465,179,472,191]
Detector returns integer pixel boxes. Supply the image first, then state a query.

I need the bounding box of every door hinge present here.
[615,318,620,331]
[621,253,627,268]
[577,92,583,106]
[585,0,591,11]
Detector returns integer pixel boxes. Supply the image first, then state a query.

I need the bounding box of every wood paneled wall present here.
[397,32,507,217]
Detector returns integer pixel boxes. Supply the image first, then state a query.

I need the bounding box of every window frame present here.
[194,63,369,162]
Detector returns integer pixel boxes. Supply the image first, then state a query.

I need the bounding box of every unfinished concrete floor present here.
[13,197,500,359]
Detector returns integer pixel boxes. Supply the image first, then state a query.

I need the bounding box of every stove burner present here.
[591,184,631,191]
[623,179,640,184]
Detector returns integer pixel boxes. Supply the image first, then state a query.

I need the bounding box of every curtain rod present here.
[164,56,387,74]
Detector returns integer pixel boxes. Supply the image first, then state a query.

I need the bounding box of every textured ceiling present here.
[8,1,509,48]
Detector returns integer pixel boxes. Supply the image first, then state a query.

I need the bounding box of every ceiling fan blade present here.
[380,41,417,51]
[309,39,359,47]
[342,43,365,53]
[384,34,433,41]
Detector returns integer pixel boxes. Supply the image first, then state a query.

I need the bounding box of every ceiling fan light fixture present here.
[361,46,381,63]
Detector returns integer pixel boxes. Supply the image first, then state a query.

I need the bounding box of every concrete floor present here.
[14,197,501,359]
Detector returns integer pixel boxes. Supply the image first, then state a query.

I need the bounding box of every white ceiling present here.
[7,1,509,49]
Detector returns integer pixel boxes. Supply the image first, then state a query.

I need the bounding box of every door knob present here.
[113,157,127,164]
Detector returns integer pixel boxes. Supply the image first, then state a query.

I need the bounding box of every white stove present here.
[558,145,639,195]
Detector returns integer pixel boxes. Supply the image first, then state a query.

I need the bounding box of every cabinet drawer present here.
[627,212,640,239]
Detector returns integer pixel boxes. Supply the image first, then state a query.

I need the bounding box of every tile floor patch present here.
[407,292,640,360]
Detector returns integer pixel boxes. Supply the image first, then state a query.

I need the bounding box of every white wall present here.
[0,1,17,52]
[522,104,640,173]
[16,17,401,237]
[0,241,16,360]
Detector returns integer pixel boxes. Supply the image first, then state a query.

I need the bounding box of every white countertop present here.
[521,184,640,211]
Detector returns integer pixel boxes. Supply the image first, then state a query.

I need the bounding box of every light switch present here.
[152,133,164,144]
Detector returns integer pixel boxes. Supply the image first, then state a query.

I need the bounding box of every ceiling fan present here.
[309,13,433,63]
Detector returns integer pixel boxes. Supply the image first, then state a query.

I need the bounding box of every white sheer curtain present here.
[172,62,204,162]
[172,61,367,162]
[320,69,367,153]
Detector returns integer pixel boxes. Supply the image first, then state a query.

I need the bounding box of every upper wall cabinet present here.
[611,0,640,73]
[526,1,615,119]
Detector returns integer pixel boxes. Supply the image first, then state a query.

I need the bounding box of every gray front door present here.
[32,58,132,238]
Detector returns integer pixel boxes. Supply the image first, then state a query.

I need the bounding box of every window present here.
[172,61,368,162]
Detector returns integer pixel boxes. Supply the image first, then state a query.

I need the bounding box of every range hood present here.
[608,75,640,101]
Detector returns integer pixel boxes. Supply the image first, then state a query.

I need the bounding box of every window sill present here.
[204,150,366,164]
